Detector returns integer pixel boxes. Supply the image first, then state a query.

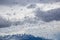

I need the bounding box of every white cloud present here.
[36,2,60,11]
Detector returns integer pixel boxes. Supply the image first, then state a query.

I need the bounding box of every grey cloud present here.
[35,8,60,22]
[0,15,37,28]
[0,0,39,6]
[0,16,11,28]
[0,0,60,6]
[27,4,36,9]
[39,0,60,3]
[13,8,60,25]
[12,16,38,26]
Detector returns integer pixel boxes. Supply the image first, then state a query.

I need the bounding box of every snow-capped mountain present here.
[0,34,51,40]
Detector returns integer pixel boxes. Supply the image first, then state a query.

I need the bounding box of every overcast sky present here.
[0,0,60,40]
[0,0,60,6]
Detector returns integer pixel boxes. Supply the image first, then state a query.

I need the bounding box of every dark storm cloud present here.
[0,0,60,6]
[0,16,11,28]
[35,8,60,22]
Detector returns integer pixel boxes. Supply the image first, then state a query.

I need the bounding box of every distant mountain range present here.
[0,34,51,40]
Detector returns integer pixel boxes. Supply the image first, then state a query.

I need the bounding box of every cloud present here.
[35,8,60,22]
[0,0,60,6]
[0,14,36,28]
[10,16,38,27]
[0,5,37,28]
[0,3,60,40]
[0,16,11,28]
[0,10,60,40]
[26,4,36,9]
[39,0,60,3]
[0,0,39,6]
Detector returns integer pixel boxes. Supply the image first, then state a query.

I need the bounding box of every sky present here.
[0,0,60,40]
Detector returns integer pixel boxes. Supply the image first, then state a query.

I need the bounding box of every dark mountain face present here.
[0,34,51,40]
